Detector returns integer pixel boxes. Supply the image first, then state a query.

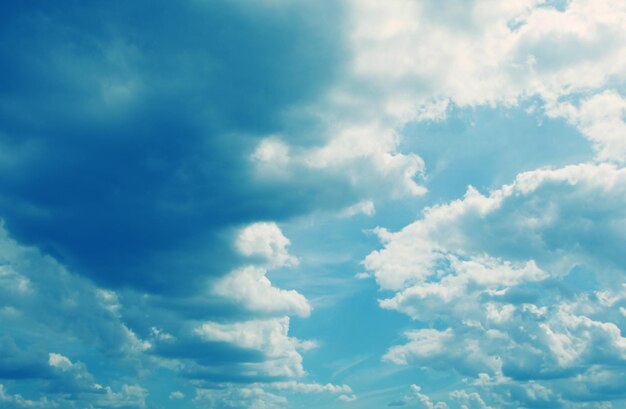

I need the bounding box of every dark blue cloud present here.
[0,0,348,293]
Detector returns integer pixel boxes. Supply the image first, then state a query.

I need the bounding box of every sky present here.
[1,0,626,408]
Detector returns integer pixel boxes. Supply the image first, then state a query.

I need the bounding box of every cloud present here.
[0,384,50,409]
[547,91,626,163]
[449,390,492,409]
[366,163,626,405]
[194,385,287,409]
[389,385,449,409]
[346,0,626,110]
[0,224,150,362]
[194,317,314,378]
[213,265,311,317]
[0,0,347,294]
[213,223,310,317]
[194,381,355,409]
[270,381,351,394]
[169,391,185,400]
[2,0,626,408]
[235,222,298,268]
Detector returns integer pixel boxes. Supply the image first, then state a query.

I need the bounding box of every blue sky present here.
[1,1,626,408]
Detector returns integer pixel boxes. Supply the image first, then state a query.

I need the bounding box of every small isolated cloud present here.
[169,391,185,400]
[339,200,376,218]
[339,393,357,402]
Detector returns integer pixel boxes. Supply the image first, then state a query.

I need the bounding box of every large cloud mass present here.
[2,0,626,407]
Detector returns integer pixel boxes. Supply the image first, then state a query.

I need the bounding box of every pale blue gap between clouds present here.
[1,0,626,408]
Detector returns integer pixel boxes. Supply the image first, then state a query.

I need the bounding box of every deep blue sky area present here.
[1,1,626,408]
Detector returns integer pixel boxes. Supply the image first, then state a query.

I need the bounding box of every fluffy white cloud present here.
[548,91,626,163]
[270,381,351,394]
[251,0,626,206]
[213,265,311,317]
[195,385,287,409]
[193,381,353,409]
[366,163,626,293]
[338,200,375,218]
[347,0,626,111]
[195,317,314,378]
[366,163,626,405]
[390,385,449,409]
[235,222,298,268]
[168,391,184,400]
[214,222,311,317]
[449,389,492,409]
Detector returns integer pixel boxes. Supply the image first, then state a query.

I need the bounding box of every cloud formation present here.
[367,164,626,406]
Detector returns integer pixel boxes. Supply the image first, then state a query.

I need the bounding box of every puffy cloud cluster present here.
[193,381,353,409]
[346,0,626,111]
[366,163,626,407]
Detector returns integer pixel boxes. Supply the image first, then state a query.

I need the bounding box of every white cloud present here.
[251,138,291,177]
[195,317,311,377]
[195,385,287,409]
[384,329,452,365]
[338,394,357,402]
[235,222,298,268]
[548,91,626,163]
[346,0,626,111]
[213,265,311,317]
[216,222,310,317]
[270,381,351,394]
[0,266,31,294]
[338,200,375,218]
[403,385,449,409]
[450,389,492,409]
[169,391,185,400]
[0,384,50,409]
[367,163,626,405]
[96,384,148,409]
[366,163,626,293]
[248,0,626,207]
[302,124,427,198]
[48,352,73,371]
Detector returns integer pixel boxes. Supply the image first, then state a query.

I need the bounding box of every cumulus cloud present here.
[346,0,626,111]
[367,163,626,406]
[270,381,351,394]
[235,222,298,268]
[389,385,449,409]
[195,385,287,409]
[194,381,355,409]
[214,222,311,315]
[2,0,626,407]
[548,91,626,163]
[169,391,185,400]
[195,317,314,378]
[213,266,311,317]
